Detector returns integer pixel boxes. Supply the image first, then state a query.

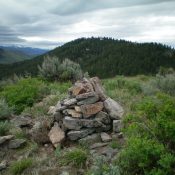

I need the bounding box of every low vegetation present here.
[0,98,12,120]
[9,158,33,175]
[0,121,10,136]
[59,148,88,168]
[38,56,83,82]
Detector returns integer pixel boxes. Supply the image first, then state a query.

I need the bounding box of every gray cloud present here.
[0,0,174,48]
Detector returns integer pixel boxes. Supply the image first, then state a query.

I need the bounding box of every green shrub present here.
[59,148,88,167]
[120,94,175,175]
[0,78,49,114]
[118,137,175,175]
[86,156,120,175]
[0,121,10,136]
[10,158,33,175]
[143,73,175,96]
[38,56,83,82]
[0,98,12,120]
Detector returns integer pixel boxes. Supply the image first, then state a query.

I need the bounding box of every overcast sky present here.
[0,0,175,49]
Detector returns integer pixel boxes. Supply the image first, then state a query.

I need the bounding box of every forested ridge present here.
[1,37,175,80]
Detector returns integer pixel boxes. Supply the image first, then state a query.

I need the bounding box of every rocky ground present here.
[0,77,124,175]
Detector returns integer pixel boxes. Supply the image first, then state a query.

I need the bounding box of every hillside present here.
[0,47,31,64]
[1,37,175,80]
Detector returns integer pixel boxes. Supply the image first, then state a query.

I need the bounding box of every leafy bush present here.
[38,56,83,82]
[118,137,175,175]
[143,73,175,96]
[10,158,33,175]
[0,98,12,120]
[119,94,175,175]
[0,121,10,136]
[59,148,88,167]
[0,78,49,114]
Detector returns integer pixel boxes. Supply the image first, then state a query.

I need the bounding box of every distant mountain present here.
[0,46,49,64]
[0,47,31,64]
[0,46,49,56]
[0,37,175,80]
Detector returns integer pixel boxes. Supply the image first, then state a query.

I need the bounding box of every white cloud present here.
[0,0,175,48]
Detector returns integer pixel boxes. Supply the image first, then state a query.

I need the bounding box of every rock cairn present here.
[48,77,124,147]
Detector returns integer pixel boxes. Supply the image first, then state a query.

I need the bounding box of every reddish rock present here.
[80,102,104,118]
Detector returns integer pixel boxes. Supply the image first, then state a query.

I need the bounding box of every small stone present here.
[90,77,107,101]
[77,95,99,105]
[100,132,112,142]
[80,102,104,118]
[113,120,122,133]
[69,83,86,96]
[76,92,97,100]
[63,98,77,106]
[104,98,124,119]
[55,101,66,112]
[8,139,26,149]
[53,111,63,122]
[95,111,111,124]
[11,115,32,127]
[66,109,82,118]
[81,119,103,128]
[74,106,81,112]
[63,117,82,130]
[95,124,112,133]
[0,161,7,171]
[90,142,108,149]
[48,123,65,148]
[48,106,56,115]
[79,133,101,145]
[67,129,95,141]
[0,135,14,145]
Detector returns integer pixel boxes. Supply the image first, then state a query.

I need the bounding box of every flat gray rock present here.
[100,132,112,142]
[63,117,82,130]
[67,129,95,141]
[90,142,108,149]
[8,139,26,149]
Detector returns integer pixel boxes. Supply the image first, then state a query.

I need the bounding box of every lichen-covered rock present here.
[76,92,96,100]
[65,109,82,118]
[100,132,112,142]
[80,102,104,118]
[95,111,111,124]
[11,115,33,128]
[104,98,124,119]
[79,133,101,145]
[0,135,14,145]
[113,120,122,133]
[8,139,26,149]
[67,129,95,141]
[77,95,99,105]
[48,123,65,147]
[63,117,82,130]
[90,77,107,101]
[63,98,77,106]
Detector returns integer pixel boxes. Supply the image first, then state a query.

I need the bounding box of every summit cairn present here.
[48,77,124,147]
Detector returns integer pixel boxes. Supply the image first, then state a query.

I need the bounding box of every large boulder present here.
[104,98,124,119]
[48,123,65,147]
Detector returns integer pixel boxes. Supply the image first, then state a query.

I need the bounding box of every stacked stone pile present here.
[48,77,124,147]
